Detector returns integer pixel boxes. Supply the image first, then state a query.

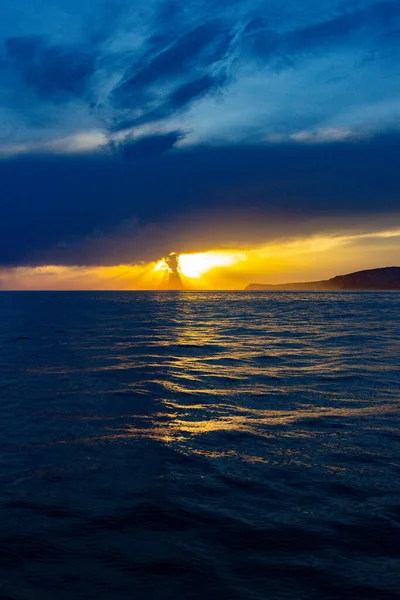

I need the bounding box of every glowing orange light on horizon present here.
[4,225,400,290]
[153,251,245,280]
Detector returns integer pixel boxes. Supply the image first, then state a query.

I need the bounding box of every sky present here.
[0,0,399,289]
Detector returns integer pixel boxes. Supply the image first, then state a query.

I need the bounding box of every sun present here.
[152,250,245,287]
[178,251,243,279]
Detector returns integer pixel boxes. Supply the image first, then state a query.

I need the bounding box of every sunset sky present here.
[1,0,399,289]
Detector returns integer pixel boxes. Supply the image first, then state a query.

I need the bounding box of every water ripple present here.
[0,291,399,599]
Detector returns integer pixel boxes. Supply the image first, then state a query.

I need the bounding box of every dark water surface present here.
[0,291,399,599]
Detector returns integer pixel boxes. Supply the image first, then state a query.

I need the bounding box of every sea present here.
[0,291,399,600]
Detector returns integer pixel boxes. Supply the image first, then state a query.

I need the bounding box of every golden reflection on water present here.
[21,292,400,469]
[99,400,400,449]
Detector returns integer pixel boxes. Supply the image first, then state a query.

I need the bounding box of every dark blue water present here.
[0,291,399,599]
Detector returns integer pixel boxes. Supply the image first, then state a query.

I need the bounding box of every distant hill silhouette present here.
[246,267,400,291]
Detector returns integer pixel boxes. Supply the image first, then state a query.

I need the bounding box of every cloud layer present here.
[1,0,400,152]
[0,0,399,272]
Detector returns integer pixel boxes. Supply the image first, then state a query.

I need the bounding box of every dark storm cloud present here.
[0,134,399,266]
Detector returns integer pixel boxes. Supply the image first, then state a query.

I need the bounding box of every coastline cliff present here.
[246,267,400,291]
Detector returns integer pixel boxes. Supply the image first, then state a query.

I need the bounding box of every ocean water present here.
[0,291,399,600]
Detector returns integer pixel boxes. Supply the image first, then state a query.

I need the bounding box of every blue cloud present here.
[113,20,229,97]
[110,73,227,132]
[171,74,226,108]
[4,35,96,102]
[107,19,232,132]
[243,1,400,65]
[109,130,183,159]
[1,0,399,149]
